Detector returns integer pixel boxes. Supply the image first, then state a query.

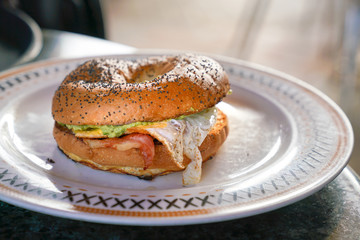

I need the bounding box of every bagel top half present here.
[52,54,230,126]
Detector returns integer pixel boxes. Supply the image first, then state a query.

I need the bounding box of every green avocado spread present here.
[58,107,215,138]
[59,121,154,138]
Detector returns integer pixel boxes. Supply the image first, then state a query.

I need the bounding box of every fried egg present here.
[140,107,217,185]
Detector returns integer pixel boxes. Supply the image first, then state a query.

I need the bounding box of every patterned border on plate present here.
[0,55,353,221]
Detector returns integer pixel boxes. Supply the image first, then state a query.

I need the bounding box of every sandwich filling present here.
[59,107,218,185]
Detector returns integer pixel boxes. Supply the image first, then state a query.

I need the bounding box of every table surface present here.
[1,30,359,239]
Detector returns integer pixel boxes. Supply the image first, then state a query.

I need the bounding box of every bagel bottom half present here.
[53,110,229,179]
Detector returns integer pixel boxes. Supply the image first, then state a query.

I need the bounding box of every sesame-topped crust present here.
[52,54,230,125]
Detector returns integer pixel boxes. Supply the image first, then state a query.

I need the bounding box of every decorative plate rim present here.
[0,52,354,226]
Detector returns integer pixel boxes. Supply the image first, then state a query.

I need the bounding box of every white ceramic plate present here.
[0,54,353,226]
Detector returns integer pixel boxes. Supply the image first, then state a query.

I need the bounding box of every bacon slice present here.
[83,133,155,169]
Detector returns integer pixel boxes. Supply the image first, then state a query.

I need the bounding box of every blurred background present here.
[1,0,359,173]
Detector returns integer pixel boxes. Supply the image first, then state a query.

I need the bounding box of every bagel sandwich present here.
[52,54,230,185]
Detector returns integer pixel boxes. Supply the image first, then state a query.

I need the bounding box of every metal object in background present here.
[16,0,105,38]
[0,6,42,71]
